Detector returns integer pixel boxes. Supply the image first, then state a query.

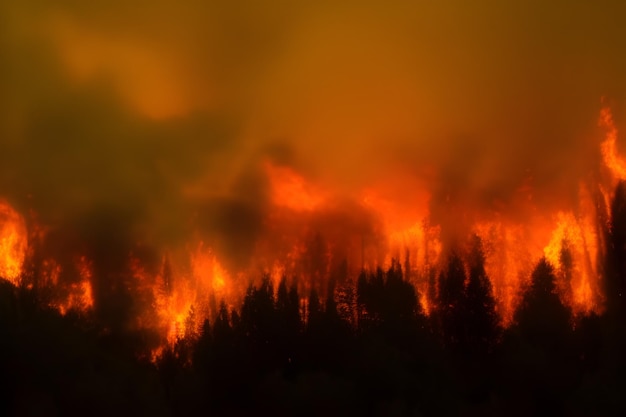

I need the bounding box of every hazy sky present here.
[1,0,626,268]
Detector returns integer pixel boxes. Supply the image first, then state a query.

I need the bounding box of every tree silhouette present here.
[500,258,575,416]
[367,267,386,329]
[240,277,278,375]
[336,278,357,328]
[276,277,301,335]
[356,270,368,329]
[307,288,322,329]
[307,232,328,294]
[275,276,301,375]
[514,258,571,348]
[465,236,500,354]
[437,252,467,349]
[5,219,625,416]
[382,260,420,338]
[607,180,626,321]
[213,300,232,344]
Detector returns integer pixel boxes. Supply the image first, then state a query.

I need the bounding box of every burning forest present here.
[2,1,626,416]
[0,106,620,350]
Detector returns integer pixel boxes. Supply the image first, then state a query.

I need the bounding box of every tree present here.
[437,252,467,349]
[307,288,322,329]
[514,258,571,352]
[275,276,301,370]
[239,277,279,374]
[356,270,368,329]
[502,258,575,415]
[307,232,328,294]
[336,278,357,328]
[465,236,500,354]
[276,277,301,333]
[383,260,419,325]
[213,300,232,343]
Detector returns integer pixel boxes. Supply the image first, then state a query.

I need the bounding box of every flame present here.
[46,255,95,316]
[600,106,626,181]
[361,184,442,311]
[474,219,538,325]
[599,105,626,223]
[55,280,94,316]
[542,206,602,315]
[191,243,232,297]
[0,201,28,285]
[134,242,237,359]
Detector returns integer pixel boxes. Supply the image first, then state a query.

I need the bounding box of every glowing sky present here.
[1,1,626,267]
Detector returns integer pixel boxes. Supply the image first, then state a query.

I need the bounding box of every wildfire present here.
[2,104,625,359]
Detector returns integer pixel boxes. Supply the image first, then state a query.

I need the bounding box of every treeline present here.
[154,246,616,417]
[3,181,626,416]
[153,180,626,416]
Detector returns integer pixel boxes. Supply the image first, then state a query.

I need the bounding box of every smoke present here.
[1,0,626,302]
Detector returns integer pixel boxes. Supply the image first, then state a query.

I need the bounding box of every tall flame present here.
[0,201,28,285]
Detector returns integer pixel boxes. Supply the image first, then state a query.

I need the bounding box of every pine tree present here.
[437,252,467,348]
[465,236,500,353]
[336,278,357,328]
[514,258,571,350]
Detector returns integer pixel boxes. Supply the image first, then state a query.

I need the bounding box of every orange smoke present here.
[265,162,328,212]
[41,255,95,316]
[600,106,626,181]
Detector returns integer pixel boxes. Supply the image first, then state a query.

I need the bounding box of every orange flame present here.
[0,201,28,285]
[542,206,602,315]
[138,243,239,359]
[474,219,539,325]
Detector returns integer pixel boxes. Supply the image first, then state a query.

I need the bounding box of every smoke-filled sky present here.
[1,0,626,269]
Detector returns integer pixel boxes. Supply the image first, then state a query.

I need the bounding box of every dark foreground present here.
[2,246,626,417]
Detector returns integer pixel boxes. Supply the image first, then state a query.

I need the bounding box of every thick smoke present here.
[1,1,626,321]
